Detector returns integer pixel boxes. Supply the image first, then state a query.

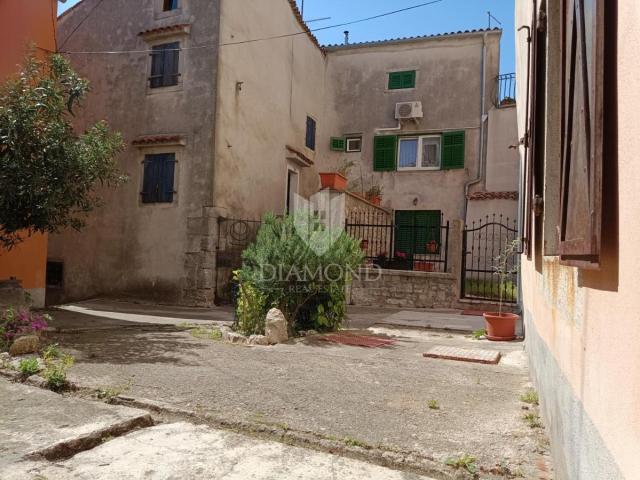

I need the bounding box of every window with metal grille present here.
[141,153,176,203]
[305,116,316,150]
[149,42,180,88]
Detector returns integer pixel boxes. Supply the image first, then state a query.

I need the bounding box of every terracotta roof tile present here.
[138,24,191,39]
[324,28,501,50]
[132,135,185,147]
[286,0,323,53]
[467,191,518,201]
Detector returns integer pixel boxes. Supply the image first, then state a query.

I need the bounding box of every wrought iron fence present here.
[461,214,518,303]
[345,211,450,273]
[494,73,516,108]
[215,217,262,304]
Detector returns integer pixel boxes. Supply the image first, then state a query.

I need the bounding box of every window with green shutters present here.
[373,135,397,171]
[441,131,465,169]
[394,210,441,256]
[330,137,345,151]
[388,70,416,90]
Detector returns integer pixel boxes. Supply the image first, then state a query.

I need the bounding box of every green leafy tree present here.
[0,53,125,248]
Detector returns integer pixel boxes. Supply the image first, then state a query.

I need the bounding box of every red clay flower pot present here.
[483,312,519,341]
[319,172,348,191]
[368,195,381,206]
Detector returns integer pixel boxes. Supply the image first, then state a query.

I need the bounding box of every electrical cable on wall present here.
[58,0,445,55]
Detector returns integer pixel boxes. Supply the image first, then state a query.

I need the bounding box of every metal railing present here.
[345,211,450,273]
[494,73,516,108]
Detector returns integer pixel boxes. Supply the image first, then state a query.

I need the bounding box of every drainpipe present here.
[463,32,488,223]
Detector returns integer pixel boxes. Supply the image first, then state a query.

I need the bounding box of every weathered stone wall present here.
[349,269,458,309]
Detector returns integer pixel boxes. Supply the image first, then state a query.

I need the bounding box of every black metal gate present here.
[461,215,518,303]
[215,217,262,305]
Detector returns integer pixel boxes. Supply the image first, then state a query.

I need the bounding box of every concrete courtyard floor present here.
[24,300,553,479]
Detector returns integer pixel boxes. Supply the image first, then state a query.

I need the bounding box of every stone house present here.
[515,0,639,479]
[49,0,518,306]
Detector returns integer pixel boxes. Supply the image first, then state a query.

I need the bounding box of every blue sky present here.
[58,0,515,73]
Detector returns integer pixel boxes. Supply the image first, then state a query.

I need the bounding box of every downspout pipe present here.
[463,32,489,223]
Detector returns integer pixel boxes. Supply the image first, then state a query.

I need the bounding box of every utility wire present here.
[58,0,106,51]
[59,0,445,55]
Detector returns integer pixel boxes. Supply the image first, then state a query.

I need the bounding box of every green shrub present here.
[44,354,74,391]
[19,357,40,376]
[234,271,267,335]
[236,212,364,334]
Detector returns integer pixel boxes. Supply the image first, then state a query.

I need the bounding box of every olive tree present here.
[0,54,125,248]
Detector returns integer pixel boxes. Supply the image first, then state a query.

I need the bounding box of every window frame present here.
[305,116,317,151]
[345,136,362,153]
[149,42,181,89]
[397,135,442,171]
[163,0,179,11]
[140,153,177,204]
[388,70,417,90]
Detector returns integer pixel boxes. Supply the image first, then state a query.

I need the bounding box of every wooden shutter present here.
[559,0,604,266]
[388,72,403,90]
[373,135,397,171]
[441,131,465,169]
[330,137,345,151]
[142,155,161,203]
[160,154,176,203]
[394,211,414,255]
[306,117,316,150]
[414,211,441,254]
[388,71,415,89]
[401,70,416,88]
[150,46,164,88]
[164,42,180,87]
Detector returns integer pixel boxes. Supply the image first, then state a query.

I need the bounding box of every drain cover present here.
[319,333,396,348]
[423,346,501,364]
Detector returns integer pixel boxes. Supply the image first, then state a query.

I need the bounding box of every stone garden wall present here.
[348,269,459,309]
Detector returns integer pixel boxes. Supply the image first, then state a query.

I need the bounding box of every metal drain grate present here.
[319,333,396,348]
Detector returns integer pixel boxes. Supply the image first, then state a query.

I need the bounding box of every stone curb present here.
[111,395,471,480]
[25,413,154,461]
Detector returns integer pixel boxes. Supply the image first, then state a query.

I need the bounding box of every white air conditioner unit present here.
[395,101,423,120]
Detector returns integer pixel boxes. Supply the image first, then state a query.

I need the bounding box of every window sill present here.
[146,83,184,95]
[397,167,442,172]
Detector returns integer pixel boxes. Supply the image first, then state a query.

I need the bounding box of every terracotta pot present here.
[483,312,519,341]
[319,172,348,191]
[368,195,381,206]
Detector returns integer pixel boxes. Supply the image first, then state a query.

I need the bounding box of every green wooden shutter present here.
[388,72,403,89]
[394,211,414,255]
[388,70,416,89]
[373,135,397,171]
[441,131,465,170]
[330,137,345,151]
[414,210,441,254]
[401,70,416,88]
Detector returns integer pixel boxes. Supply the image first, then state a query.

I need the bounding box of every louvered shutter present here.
[373,135,397,171]
[394,211,414,255]
[142,155,160,203]
[414,211,441,254]
[150,46,164,88]
[164,42,180,87]
[559,0,604,266]
[441,131,465,169]
[160,154,176,203]
[330,137,345,151]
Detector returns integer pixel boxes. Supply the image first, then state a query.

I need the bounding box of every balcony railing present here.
[494,73,516,108]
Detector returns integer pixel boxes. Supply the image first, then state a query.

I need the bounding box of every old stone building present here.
[50,0,518,306]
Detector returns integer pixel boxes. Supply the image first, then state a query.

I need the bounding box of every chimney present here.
[344,30,350,45]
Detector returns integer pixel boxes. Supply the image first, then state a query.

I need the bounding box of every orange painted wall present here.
[0,0,59,298]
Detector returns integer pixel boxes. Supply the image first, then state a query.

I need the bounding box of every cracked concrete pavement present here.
[34,302,551,478]
[2,380,436,480]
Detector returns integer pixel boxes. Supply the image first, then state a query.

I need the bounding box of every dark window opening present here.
[305,116,316,150]
[46,261,64,288]
[141,153,176,203]
[163,0,179,11]
[150,42,180,88]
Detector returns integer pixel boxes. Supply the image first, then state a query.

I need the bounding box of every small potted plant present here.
[365,184,383,206]
[319,159,355,191]
[426,240,439,254]
[483,239,520,341]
